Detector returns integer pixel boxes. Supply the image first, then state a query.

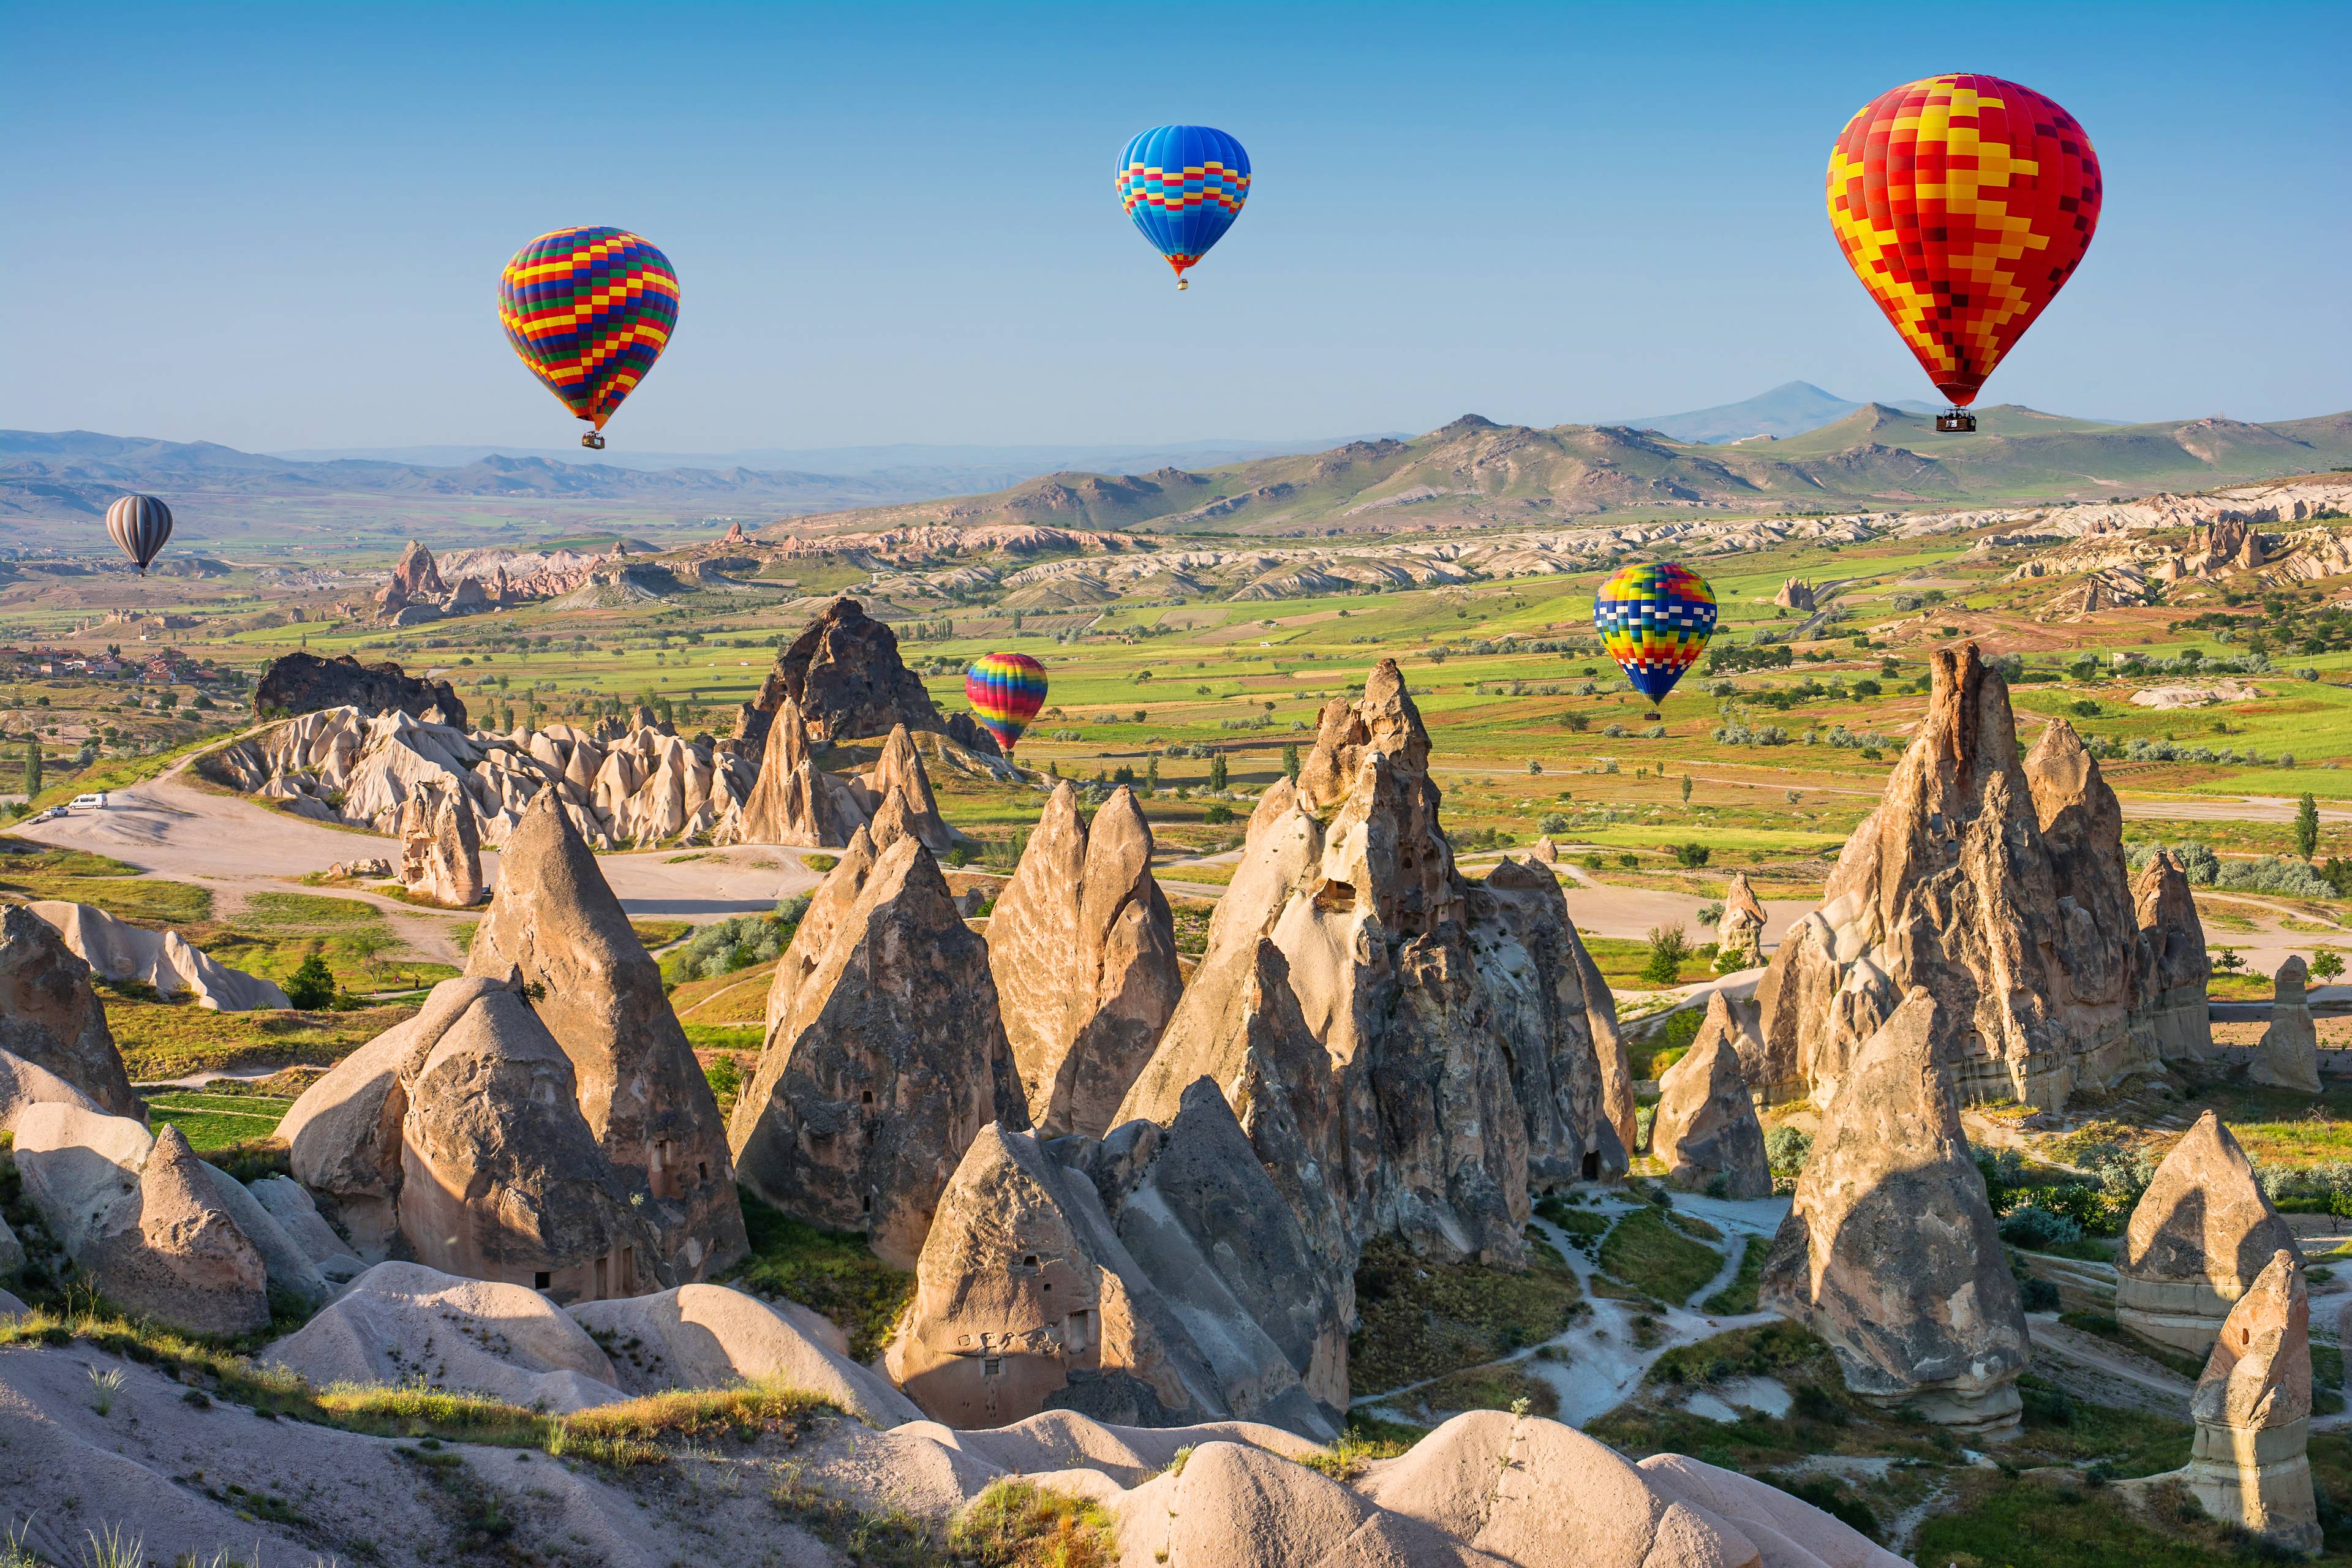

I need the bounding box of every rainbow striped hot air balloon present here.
[1593,562,1717,718]
[498,227,679,450]
[966,652,1047,753]
[1115,125,1251,290]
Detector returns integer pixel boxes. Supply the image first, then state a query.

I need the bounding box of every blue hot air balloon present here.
[1115,125,1251,290]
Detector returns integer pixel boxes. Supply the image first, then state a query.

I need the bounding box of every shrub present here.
[1998,1204,2084,1251]
[283,954,337,1010]
[1673,842,1711,869]
[1539,812,1570,834]
[1640,924,1689,986]
[1765,1126,1812,1193]
[1203,803,1234,824]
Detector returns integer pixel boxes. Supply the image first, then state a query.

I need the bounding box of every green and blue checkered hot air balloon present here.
[1593,562,1717,718]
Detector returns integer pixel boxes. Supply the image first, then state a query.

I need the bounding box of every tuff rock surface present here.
[467,790,746,1276]
[2252,956,2321,1093]
[1652,1000,1773,1199]
[254,650,466,728]
[0,903,141,1118]
[2118,1110,2304,1355]
[26,900,290,1011]
[394,779,484,907]
[2134,846,2213,1061]
[1752,644,2161,1111]
[730,687,867,846]
[1717,872,1766,969]
[730,834,1029,1268]
[1759,987,2031,1434]
[741,596,1001,756]
[2187,1250,2321,1554]
[986,782,1182,1138]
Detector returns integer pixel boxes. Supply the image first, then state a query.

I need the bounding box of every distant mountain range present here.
[1618,382,1943,445]
[763,404,2352,540]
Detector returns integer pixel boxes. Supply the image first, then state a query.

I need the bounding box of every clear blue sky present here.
[5,1,2345,453]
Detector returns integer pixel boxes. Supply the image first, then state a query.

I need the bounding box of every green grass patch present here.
[144,1097,293,1150]
[1702,1235,1771,1316]
[0,837,146,878]
[1915,1470,2269,1568]
[2057,1311,2210,1382]
[630,919,693,949]
[238,891,385,928]
[1349,1232,1583,1396]
[1598,1206,1725,1306]
[947,1479,1117,1568]
[719,1192,914,1362]
[109,1000,413,1080]
[1413,1360,1561,1420]
[1300,1417,1422,1481]
[0,872,214,925]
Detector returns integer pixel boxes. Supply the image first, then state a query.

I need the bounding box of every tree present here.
[2296,793,2321,861]
[1281,743,1300,782]
[1679,774,1694,804]
[1640,924,1689,986]
[2313,950,2345,982]
[1673,842,1711,869]
[284,953,337,1010]
[21,739,39,800]
[1208,753,1227,792]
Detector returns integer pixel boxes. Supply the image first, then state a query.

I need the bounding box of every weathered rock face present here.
[1652,1001,1772,1199]
[398,983,662,1301]
[2187,1250,2321,1555]
[1117,661,1629,1400]
[1776,578,1819,611]
[13,1107,271,1337]
[886,1090,1340,1438]
[1752,644,2151,1111]
[377,540,450,612]
[254,650,466,728]
[2252,957,2321,1094]
[986,783,1183,1139]
[0,1045,98,1136]
[747,597,999,755]
[867,724,954,853]
[1717,872,1766,968]
[466,791,746,1278]
[731,834,1029,1268]
[0,903,141,1119]
[573,1283,920,1425]
[1759,988,2031,1434]
[731,689,867,847]
[2119,1110,2304,1355]
[2135,847,2212,1060]
[398,781,483,907]
[26,900,290,1011]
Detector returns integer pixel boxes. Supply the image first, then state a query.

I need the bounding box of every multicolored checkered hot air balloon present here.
[1827,75,2102,433]
[1593,563,1717,718]
[1115,126,1250,290]
[499,227,679,450]
[966,652,1048,753]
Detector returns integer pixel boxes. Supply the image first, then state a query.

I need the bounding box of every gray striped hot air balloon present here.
[106,494,173,573]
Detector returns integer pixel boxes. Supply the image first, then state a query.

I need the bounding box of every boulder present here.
[1357,1409,1766,1568]
[1637,1453,1912,1568]
[2118,1110,2304,1355]
[1758,988,2030,1435]
[731,834,1029,1268]
[570,1283,920,1427]
[0,1044,99,1136]
[396,980,663,1303]
[0,1287,25,1321]
[1652,1005,1773,1199]
[2134,848,2212,1061]
[1751,644,2149,1112]
[1717,872,1766,968]
[262,1262,625,1413]
[195,1160,332,1311]
[748,597,999,755]
[467,790,746,1276]
[0,904,141,1119]
[13,1107,270,1337]
[0,1215,21,1283]
[254,650,466,728]
[986,783,1183,1138]
[246,1174,364,1282]
[2252,957,2320,1093]
[2185,1250,2320,1555]
[27,901,292,1011]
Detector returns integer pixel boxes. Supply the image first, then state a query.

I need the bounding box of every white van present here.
[71,792,108,809]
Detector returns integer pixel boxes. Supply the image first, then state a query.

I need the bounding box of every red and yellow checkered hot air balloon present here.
[966,652,1047,754]
[1593,562,1717,720]
[499,227,679,450]
[1826,74,2102,432]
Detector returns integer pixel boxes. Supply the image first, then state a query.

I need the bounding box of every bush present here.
[1539,812,1570,834]
[1998,1203,2084,1251]
[1672,842,1711,869]
[283,954,337,1010]
[1765,1126,1812,1193]
[1640,924,1689,986]
[1202,803,1234,824]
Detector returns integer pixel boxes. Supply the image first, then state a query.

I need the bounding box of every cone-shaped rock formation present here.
[2119,1110,2304,1355]
[2187,1249,2321,1554]
[1653,999,1772,1199]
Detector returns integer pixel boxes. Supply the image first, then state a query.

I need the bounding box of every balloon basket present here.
[581,431,607,450]
[1644,710,1661,722]
[1175,277,1188,292]
[1935,409,1977,434]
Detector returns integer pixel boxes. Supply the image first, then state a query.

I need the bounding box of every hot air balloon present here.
[1593,562,1717,720]
[498,227,679,450]
[106,495,173,574]
[1115,126,1250,290]
[966,652,1048,753]
[1826,74,2102,434]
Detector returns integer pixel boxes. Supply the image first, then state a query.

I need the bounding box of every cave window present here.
[534,1271,552,1291]
[982,1357,1002,1379]
[698,1161,709,1183]
[1581,1151,1600,1180]
[861,1193,873,1213]
[862,1090,875,1105]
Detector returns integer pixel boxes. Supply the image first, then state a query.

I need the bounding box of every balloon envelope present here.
[498,227,679,432]
[1115,125,1250,283]
[1593,562,1717,704]
[1827,74,2101,408]
[106,494,173,572]
[966,653,1048,752]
